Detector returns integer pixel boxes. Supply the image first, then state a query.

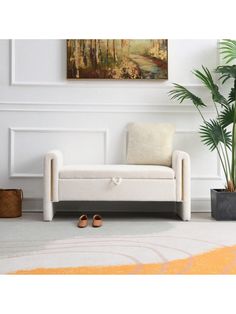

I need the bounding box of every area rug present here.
[10,244,236,274]
[1,213,236,275]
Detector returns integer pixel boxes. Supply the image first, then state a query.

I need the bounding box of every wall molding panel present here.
[176,130,222,181]
[9,127,108,178]
[10,39,206,89]
[0,103,216,113]
[9,128,223,182]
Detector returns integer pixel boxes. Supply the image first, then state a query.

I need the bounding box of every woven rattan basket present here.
[0,189,23,218]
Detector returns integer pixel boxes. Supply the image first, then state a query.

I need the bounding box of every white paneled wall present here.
[0,39,224,211]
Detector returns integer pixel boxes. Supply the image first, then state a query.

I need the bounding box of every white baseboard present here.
[191,199,211,212]
[23,198,43,212]
[22,198,211,213]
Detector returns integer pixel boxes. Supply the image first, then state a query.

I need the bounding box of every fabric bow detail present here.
[111,176,122,185]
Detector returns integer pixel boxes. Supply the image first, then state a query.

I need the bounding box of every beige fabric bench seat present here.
[59,164,175,179]
[43,150,191,222]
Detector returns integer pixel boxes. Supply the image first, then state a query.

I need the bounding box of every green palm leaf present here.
[228,87,236,104]
[193,66,228,106]
[216,65,236,84]
[220,39,236,64]
[219,104,236,127]
[168,84,206,108]
[200,119,231,151]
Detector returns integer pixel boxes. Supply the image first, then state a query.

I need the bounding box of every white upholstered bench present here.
[43,149,191,221]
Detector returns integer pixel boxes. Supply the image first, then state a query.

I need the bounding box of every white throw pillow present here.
[126,123,175,166]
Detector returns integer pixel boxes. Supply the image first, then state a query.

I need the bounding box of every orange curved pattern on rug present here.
[11,245,236,275]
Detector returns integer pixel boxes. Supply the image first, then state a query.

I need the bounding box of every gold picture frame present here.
[67,39,168,80]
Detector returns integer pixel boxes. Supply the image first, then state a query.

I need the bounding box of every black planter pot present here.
[211,189,236,220]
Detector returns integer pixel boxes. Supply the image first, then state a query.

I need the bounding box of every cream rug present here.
[1,213,236,274]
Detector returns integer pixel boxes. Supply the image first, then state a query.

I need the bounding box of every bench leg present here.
[176,201,191,221]
[43,201,54,221]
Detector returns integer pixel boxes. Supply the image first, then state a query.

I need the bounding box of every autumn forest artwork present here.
[67,40,168,79]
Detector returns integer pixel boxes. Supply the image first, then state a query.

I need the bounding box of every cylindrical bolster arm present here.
[172,150,191,203]
[44,150,63,202]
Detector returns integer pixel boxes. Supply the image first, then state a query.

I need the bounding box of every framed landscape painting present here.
[67,40,168,79]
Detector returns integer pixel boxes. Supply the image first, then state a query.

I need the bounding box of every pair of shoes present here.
[77,214,102,228]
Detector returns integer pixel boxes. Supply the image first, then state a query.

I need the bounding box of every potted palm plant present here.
[169,39,236,220]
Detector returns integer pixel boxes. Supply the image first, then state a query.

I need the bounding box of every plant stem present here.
[214,101,220,116]
[196,107,206,122]
[217,145,229,185]
[232,79,236,187]
[233,108,236,187]
[219,143,229,182]
[197,106,229,185]
[213,101,232,182]
[232,117,235,183]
